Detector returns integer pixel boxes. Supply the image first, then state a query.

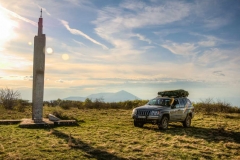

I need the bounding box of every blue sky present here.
[0,0,240,106]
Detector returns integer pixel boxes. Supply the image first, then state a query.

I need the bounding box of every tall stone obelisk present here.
[32,9,46,123]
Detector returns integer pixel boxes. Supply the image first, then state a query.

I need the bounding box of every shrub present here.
[83,98,93,108]
[59,100,72,109]
[15,99,30,112]
[51,108,76,120]
[193,98,240,114]
[0,87,21,110]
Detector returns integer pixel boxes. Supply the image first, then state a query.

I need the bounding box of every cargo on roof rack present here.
[158,89,189,98]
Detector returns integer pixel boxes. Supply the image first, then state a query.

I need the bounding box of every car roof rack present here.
[158,89,189,98]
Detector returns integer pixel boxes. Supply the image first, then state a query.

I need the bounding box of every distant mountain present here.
[104,90,140,102]
[87,92,112,100]
[63,96,85,101]
[63,90,140,102]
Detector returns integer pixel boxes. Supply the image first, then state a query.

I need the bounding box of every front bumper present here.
[132,114,162,123]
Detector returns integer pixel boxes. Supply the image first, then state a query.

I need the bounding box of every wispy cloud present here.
[161,42,197,56]
[204,17,229,29]
[197,48,228,65]
[0,4,37,26]
[63,0,92,7]
[118,1,191,28]
[190,32,225,47]
[37,5,51,16]
[198,40,216,47]
[60,20,108,50]
[93,1,191,50]
[134,34,151,44]
[73,39,88,47]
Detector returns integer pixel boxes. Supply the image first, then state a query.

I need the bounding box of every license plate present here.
[138,116,146,118]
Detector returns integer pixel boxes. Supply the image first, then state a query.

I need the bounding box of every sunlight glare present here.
[62,54,69,60]
[46,47,53,54]
[0,10,17,45]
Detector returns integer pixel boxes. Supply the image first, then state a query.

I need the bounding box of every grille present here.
[137,110,150,116]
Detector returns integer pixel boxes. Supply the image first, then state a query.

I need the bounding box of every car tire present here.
[183,114,191,127]
[158,116,169,130]
[134,120,144,128]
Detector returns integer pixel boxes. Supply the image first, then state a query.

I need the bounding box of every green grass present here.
[0,107,240,159]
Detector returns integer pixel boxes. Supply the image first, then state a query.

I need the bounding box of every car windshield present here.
[147,98,171,106]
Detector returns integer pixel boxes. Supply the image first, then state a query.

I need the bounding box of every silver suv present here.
[132,90,194,130]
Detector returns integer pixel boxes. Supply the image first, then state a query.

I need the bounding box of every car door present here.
[178,98,187,121]
[169,99,180,121]
[171,99,182,120]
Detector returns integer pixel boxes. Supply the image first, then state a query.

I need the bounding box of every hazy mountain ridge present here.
[64,90,140,102]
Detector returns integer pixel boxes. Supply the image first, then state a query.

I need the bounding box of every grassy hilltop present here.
[0,102,240,159]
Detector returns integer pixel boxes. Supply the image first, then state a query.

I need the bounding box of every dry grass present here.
[0,106,240,159]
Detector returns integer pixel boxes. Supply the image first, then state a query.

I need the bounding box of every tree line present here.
[1,87,240,113]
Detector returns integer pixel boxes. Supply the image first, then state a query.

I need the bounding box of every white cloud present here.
[93,1,191,50]
[63,0,92,7]
[153,29,182,37]
[118,1,191,28]
[198,40,216,47]
[134,34,151,44]
[197,48,228,65]
[37,5,51,16]
[204,17,229,29]
[0,10,18,51]
[191,33,224,47]
[60,20,108,50]
[161,42,197,56]
[73,39,88,47]
[0,4,37,26]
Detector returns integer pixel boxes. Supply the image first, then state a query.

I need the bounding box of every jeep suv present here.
[132,95,194,130]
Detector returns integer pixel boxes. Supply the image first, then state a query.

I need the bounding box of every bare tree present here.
[0,87,21,110]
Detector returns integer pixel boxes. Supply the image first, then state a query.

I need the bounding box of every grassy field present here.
[0,107,240,160]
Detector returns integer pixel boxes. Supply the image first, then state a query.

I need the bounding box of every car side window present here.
[178,99,185,108]
[187,99,191,104]
[157,99,161,105]
[186,99,192,107]
[174,99,180,108]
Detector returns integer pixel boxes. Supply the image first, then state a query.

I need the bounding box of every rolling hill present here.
[64,90,140,102]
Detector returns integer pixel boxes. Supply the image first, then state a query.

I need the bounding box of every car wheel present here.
[158,116,169,130]
[183,115,191,127]
[134,120,144,128]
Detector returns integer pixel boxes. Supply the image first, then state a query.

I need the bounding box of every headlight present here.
[132,109,137,115]
[149,111,160,116]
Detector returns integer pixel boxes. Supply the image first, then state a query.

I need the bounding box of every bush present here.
[51,108,76,120]
[15,99,30,112]
[0,87,21,110]
[193,98,240,114]
[83,98,93,108]
[59,100,72,109]
[47,99,149,110]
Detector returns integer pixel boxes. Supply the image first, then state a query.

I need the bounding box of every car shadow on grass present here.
[51,129,127,160]
[142,124,240,144]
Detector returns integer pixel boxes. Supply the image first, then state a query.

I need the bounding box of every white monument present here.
[32,9,46,123]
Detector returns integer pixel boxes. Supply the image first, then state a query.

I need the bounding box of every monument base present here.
[19,118,54,128]
[34,119,43,123]
[0,120,22,125]
[0,118,77,128]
